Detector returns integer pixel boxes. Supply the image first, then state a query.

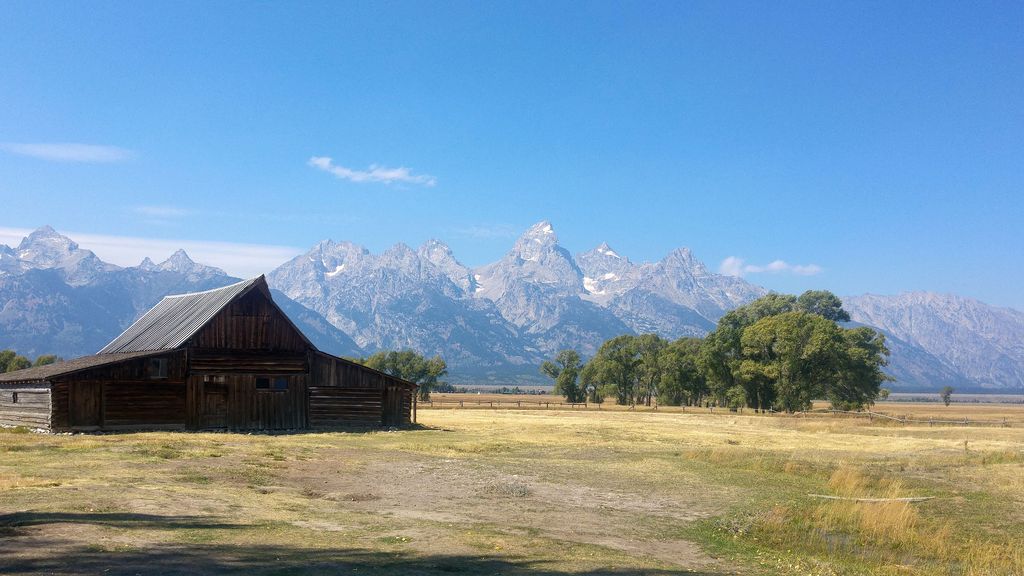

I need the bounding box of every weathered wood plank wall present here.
[187,374,307,431]
[49,351,186,432]
[0,384,51,428]
[189,290,308,352]
[308,352,415,427]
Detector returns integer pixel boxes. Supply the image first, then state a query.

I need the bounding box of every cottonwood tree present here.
[540,350,586,403]
[658,338,707,406]
[635,334,668,406]
[699,293,800,405]
[940,386,955,407]
[32,355,60,367]
[364,350,447,401]
[796,290,851,322]
[0,350,31,373]
[578,361,604,403]
[740,311,846,413]
[829,327,890,410]
[587,335,642,406]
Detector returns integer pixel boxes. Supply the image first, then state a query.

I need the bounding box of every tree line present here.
[360,350,448,401]
[0,350,60,374]
[541,290,891,413]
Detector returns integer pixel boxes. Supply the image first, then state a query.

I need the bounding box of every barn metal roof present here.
[0,350,167,383]
[98,276,265,354]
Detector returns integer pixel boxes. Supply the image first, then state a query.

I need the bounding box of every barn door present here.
[70,381,102,429]
[382,385,401,426]
[201,376,229,429]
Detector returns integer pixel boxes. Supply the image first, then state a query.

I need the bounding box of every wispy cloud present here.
[0,142,134,163]
[128,205,190,227]
[719,256,822,277]
[308,156,437,187]
[451,224,519,239]
[0,227,302,279]
[132,205,189,218]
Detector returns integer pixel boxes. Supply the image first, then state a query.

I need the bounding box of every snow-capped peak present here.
[159,249,195,271]
[596,242,620,258]
[16,225,80,266]
[155,249,226,276]
[521,220,557,241]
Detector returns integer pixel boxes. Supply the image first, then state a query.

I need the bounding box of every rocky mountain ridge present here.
[0,226,360,358]
[1,224,1021,392]
[267,221,769,376]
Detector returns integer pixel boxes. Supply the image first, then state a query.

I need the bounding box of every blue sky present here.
[1,2,1021,308]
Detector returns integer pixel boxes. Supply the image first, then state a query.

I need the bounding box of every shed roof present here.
[0,350,166,383]
[99,276,268,354]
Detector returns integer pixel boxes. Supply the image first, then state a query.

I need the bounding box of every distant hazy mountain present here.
[0,226,361,358]
[844,293,1024,392]
[3,224,1022,392]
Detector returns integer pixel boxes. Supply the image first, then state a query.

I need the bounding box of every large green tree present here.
[796,290,851,322]
[540,350,586,403]
[699,293,799,404]
[586,335,642,406]
[635,334,668,406]
[658,337,707,406]
[739,311,847,412]
[364,350,447,401]
[829,327,890,410]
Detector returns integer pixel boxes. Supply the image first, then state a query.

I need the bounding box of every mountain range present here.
[1,224,1021,392]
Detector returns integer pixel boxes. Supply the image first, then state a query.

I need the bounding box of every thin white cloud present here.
[0,142,134,163]
[0,227,302,279]
[132,205,189,218]
[719,256,822,277]
[308,156,437,187]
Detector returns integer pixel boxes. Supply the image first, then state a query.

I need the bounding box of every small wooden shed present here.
[0,276,416,432]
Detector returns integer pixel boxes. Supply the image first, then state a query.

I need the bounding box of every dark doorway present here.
[70,381,102,429]
[201,376,228,429]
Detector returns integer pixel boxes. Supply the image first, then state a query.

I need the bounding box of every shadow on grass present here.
[0,543,730,576]
[0,511,241,530]
[0,512,731,576]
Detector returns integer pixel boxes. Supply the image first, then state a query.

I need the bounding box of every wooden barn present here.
[0,276,417,432]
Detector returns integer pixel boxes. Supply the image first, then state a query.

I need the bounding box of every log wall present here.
[0,384,51,429]
[308,387,383,427]
[103,381,186,429]
[308,353,415,427]
[51,352,187,432]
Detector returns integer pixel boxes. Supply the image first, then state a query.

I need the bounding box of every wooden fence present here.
[418,399,1020,427]
[421,399,592,409]
[821,409,1014,427]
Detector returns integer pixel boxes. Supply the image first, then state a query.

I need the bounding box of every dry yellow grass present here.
[0,405,1021,575]
[429,393,1024,424]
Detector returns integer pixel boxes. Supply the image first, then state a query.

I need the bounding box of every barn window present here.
[255,376,288,391]
[148,358,168,379]
[11,392,18,404]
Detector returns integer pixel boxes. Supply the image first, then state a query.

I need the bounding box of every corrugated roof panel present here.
[98,277,263,354]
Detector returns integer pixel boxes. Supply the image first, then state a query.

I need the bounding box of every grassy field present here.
[1,405,1023,575]
[428,393,1024,422]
